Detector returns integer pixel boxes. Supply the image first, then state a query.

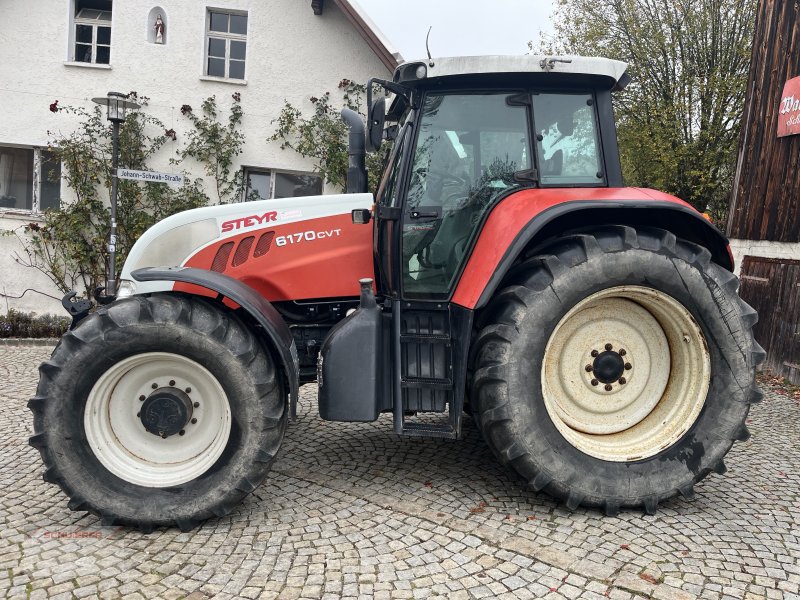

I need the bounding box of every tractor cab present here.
[321,56,634,437]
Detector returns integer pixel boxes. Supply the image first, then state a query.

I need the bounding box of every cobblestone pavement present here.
[0,345,798,600]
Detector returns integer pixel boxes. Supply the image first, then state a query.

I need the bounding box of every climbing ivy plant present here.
[179,93,246,204]
[270,79,391,193]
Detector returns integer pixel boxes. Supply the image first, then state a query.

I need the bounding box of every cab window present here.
[533,93,603,186]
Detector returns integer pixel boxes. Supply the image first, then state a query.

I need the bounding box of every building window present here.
[0,147,61,212]
[206,10,247,80]
[243,169,323,201]
[72,1,112,64]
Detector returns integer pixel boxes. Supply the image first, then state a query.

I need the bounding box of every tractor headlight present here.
[116,279,137,298]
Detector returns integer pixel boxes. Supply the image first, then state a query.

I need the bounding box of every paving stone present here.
[0,347,796,599]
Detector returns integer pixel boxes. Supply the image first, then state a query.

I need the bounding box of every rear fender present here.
[131,267,300,418]
[453,196,732,310]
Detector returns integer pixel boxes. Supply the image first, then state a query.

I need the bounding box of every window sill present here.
[199,75,247,86]
[0,209,46,223]
[63,61,112,70]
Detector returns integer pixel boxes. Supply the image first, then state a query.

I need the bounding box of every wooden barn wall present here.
[739,256,800,383]
[727,0,800,242]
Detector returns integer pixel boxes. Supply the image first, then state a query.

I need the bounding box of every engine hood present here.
[120,193,374,298]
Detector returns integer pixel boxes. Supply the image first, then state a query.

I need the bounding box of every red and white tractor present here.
[29,55,763,531]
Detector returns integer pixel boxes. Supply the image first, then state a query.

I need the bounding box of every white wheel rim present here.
[85,352,232,487]
[542,286,710,462]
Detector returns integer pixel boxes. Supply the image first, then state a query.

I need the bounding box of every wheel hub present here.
[140,387,193,437]
[541,286,710,461]
[592,350,626,384]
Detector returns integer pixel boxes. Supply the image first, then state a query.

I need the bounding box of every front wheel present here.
[29,294,286,531]
[472,226,764,515]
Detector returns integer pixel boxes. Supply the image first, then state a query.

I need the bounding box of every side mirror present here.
[366,97,386,152]
[352,208,372,224]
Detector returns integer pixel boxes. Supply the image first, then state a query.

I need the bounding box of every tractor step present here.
[392,302,472,440]
[400,333,452,345]
[400,421,458,439]
[401,376,453,390]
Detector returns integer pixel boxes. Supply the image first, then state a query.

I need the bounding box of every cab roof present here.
[393,55,630,90]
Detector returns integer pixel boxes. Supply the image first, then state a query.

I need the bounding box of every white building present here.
[0,0,398,314]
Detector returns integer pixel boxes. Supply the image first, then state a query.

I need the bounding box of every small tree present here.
[270,79,390,192]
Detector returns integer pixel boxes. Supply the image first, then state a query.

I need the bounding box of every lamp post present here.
[91,91,140,296]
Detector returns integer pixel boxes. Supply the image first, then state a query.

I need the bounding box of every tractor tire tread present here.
[29,294,286,532]
[472,226,762,516]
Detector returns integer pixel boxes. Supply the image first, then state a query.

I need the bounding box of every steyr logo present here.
[221,211,278,233]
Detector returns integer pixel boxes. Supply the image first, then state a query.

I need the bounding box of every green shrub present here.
[0,310,69,338]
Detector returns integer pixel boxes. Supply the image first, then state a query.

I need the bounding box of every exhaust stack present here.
[341,108,368,194]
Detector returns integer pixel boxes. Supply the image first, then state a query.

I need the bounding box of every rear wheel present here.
[29,294,286,531]
[472,226,764,515]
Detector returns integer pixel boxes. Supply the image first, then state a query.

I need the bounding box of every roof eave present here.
[332,0,401,72]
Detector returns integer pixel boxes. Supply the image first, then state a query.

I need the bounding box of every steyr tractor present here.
[30,56,764,531]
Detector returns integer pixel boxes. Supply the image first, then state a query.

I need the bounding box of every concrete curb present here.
[0,338,58,346]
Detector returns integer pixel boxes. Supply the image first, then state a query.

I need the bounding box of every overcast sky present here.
[356,0,557,60]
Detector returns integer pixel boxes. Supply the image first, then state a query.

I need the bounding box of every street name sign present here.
[117,168,184,186]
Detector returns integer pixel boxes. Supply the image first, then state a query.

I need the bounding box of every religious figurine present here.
[154,14,164,44]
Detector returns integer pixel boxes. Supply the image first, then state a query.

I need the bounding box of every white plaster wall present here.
[0,0,390,315]
[728,239,800,277]
[0,216,64,314]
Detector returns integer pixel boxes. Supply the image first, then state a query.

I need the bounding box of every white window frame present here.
[70,4,112,65]
[242,168,323,202]
[204,9,248,80]
[0,146,62,213]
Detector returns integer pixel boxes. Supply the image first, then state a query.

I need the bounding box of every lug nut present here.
[169,380,176,386]
[191,418,197,424]
[585,365,593,372]
[179,430,185,436]
[605,343,613,351]
[139,395,145,402]
[193,402,200,408]
[591,350,599,357]
[619,377,627,385]
[619,349,627,356]
[625,363,632,370]
[151,383,158,389]
[185,387,192,394]
[591,379,599,386]
[604,384,613,391]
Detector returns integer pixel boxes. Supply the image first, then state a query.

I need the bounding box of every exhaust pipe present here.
[341,108,368,194]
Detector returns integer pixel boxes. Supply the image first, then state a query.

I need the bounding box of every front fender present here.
[131,267,300,417]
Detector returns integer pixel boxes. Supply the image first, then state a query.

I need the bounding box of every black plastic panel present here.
[400,307,451,412]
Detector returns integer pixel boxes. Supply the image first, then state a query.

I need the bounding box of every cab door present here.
[386,92,534,437]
